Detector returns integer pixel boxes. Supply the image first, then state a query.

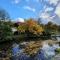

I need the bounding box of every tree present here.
[0,8,12,41]
[38,18,42,25]
[45,22,58,34]
[26,19,43,35]
[0,8,10,20]
[18,23,27,33]
[18,19,44,35]
[57,25,60,33]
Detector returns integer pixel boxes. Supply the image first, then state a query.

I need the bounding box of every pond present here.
[10,42,60,60]
[0,37,60,60]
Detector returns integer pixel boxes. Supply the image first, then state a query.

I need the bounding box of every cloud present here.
[45,0,59,6]
[23,6,36,12]
[55,4,60,17]
[39,12,54,24]
[45,7,53,12]
[40,13,49,19]
[53,15,60,25]
[39,6,54,23]
[40,12,54,21]
[49,0,59,5]
[39,0,60,25]
[12,0,20,4]
[40,11,57,24]
[12,18,24,22]
[16,18,24,22]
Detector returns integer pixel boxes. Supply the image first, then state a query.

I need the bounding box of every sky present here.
[0,0,60,24]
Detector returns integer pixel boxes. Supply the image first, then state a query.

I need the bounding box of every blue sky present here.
[0,0,44,19]
[0,0,60,24]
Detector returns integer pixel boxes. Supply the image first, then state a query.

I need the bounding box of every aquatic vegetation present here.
[55,48,60,54]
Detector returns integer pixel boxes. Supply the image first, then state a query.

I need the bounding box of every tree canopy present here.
[18,19,44,35]
[0,8,12,41]
[0,8,10,20]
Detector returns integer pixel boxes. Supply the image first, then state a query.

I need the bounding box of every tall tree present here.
[0,8,12,41]
[0,8,10,20]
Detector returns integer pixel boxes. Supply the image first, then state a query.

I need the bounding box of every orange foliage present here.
[18,19,44,34]
[26,19,44,34]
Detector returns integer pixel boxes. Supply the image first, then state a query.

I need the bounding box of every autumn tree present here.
[18,23,27,33]
[18,19,44,35]
[26,19,43,34]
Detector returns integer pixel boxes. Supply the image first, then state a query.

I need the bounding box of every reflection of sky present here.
[12,43,20,55]
[11,42,60,60]
[42,43,55,56]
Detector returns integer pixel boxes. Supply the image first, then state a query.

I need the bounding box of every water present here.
[0,37,60,60]
[35,42,59,60]
[56,37,60,41]
[11,41,60,60]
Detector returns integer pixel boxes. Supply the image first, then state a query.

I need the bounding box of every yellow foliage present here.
[18,19,44,34]
[26,19,44,34]
[18,24,26,33]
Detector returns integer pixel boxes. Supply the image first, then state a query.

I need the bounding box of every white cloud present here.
[12,0,20,4]
[40,12,56,24]
[55,4,60,17]
[39,0,60,24]
[49,0,59,6]
[39,6,56,24]
[23,6,36,12]
[45,7,53,12]
[40,13,49,19]
[16,18,24,22]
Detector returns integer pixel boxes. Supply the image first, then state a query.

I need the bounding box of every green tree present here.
[45,22,58,34]
[58,25,60,33]
[0,8,12,42]
[0,8,10,20]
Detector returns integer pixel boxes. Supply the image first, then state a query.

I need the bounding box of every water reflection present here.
[11,43,29,60]
[11,41,60,60]
[12,43,20,55]
[56,37,60,41]
[42,42,55,56]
